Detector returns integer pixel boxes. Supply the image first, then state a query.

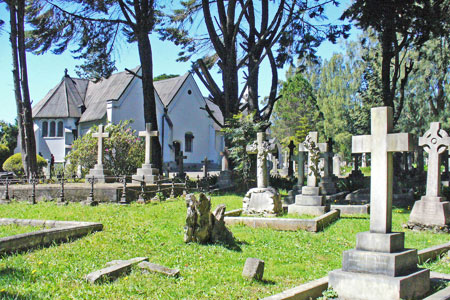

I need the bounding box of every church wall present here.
[167,75,221,165]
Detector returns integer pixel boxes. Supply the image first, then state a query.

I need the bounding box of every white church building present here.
[30,67,224,169]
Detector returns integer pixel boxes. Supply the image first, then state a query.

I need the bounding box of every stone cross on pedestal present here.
[139,123,158,165]
[93,125,109,167]
[352,107,414,233]
[220,148,230,171]
[202,156,213,178]
[288,140,296,178]
[297,148,307,187]
[176,151,187,177]
[323,138,335,177]
[246,132,272,188]
[409,122,450,227]
[299,132,328,187]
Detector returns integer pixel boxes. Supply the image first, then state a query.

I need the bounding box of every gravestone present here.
[318,138,338,195]
[132,123,159,184]
[333,154,342,177]
[243,132,282,215]
[242,258,264,281]
[271,156,279,175]
[201,156,212,178]
[218,148,232,188]
[176,151,187,178]
[329,107,429,300]
[288,132,328,215]
[408,122,450,227]
[288,140,296,178]
[86,125,112,183]
[286,146,307,205]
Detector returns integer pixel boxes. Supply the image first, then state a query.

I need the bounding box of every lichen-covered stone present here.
[242,187,282,215]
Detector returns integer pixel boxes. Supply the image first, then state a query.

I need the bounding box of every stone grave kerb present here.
[352,107,414,233]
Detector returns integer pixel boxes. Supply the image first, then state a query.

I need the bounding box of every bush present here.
[0,144,10,170]
[65,121,144,177]
[3,153,47,175]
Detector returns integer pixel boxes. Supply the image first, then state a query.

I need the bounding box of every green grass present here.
[0,196,448,299]
[0,224,42,238]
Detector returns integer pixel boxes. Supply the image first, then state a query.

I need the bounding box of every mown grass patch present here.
[0,195,447,299]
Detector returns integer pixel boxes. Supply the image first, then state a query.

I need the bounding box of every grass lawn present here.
[0,195,448,299]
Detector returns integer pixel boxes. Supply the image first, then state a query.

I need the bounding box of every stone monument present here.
[201,156,212,178]
[318,138,338,195]
[287,140,295,178]
[86,125,112,183]
[329,107,429,300]
[217,148,232,188]
[175,151,187,178]
[286,145,307,205]
[132,123,159,184]
[408,122,450,228]
[288,132,328,215]
[243,131,282,215]
[333,154,342,177]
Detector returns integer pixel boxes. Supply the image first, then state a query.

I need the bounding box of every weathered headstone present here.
[288,132,328,216]
[329,107,429,300]
[242,258,264,281]
[176,151,187,178]
[318,138,338,195]
[333,154,342,177]
[138,261,180,277]
[201,156,212,178]
[85,257,148,284]
[218,148,232,188]
[409,122,450,227]
[86,125,112,183]
[132,123,159,184]
[243,132,282,215]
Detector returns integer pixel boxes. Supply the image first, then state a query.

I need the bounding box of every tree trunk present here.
[380,28,394,109]
[136,30,162,171]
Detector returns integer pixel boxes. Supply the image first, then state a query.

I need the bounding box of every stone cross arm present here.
[352,133,415,153]
[139,123,159,165]
[92,125,109,138]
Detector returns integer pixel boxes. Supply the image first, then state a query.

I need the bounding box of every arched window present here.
[42,121,48,137]
[49,121,56,137]
[57,121,64,137]
[185,132,194,152]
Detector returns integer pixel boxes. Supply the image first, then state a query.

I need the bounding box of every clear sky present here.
[0,1,354,124]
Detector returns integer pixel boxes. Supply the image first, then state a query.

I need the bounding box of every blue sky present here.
[0,1,354,124]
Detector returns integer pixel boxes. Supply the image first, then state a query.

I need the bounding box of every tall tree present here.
[165,0,348,128]
[2,0,38,178]
[342,0,448,124]
[27,0,164,170]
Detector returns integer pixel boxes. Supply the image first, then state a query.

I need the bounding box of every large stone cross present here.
[139,123,159,165]
[202,156,213,177]
[176,151,187,176]
[246,131,273,188]
[419,122,450,197]
[299,132,328,187]
[353,107,414,233]
[93,124,109,166]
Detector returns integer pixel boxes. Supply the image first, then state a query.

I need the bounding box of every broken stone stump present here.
[288,186,328,216]
[242,258,264,281]
[85,257,148,284]
[138,261,180,277]
[242,187,282,215]
[184,193,235,245]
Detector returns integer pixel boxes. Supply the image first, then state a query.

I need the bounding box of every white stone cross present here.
[246,132,275,188]
[419,122,450,197]
[139,123,159,165]
[93,124,109,166]
[352,107,414,233]
[299,132,328,187]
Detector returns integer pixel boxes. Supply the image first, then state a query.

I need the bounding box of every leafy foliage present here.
[3,153,47,176]
[65,121,144,177]
[0,144,10,171]
[0,121,18,153]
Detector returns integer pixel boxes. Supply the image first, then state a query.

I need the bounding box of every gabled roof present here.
[154,73,190,107]
[32,75,88,118]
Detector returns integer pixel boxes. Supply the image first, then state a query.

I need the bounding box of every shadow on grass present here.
[0,291,41,300]
[259,279,276,285]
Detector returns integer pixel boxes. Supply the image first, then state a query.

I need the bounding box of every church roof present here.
[154,73,190,107]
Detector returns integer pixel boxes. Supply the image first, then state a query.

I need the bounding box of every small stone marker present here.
[329,107,430,300]
[85,257,148,284]
[86,125,111,183]
[242,258,264,281]
[409,122,450,227]
[218,148,232,188]
[176,151,187,177]
[138,261,180,277]
[132,123,159,184]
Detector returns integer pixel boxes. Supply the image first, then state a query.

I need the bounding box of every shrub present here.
[65,121,144,177]
[0,144,10,170]
[3,153,47,175]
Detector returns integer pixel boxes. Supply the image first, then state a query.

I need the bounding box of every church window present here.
[187,89,192,95]
[185,132,193,152]
[49,121,56,137]
[42,121,48,137]
[57,121,64,137]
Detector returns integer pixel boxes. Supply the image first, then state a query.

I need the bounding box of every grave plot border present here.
[0,218,103,254]
[224,210,340,232]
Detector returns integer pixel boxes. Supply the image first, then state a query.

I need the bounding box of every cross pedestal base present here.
[318,176,337,195]
[287,186,328,216]
[408,196,450,226]
[242,187,282,215]
[132,164,159,184]
[329,231,430,300]
[86,164,114,183]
